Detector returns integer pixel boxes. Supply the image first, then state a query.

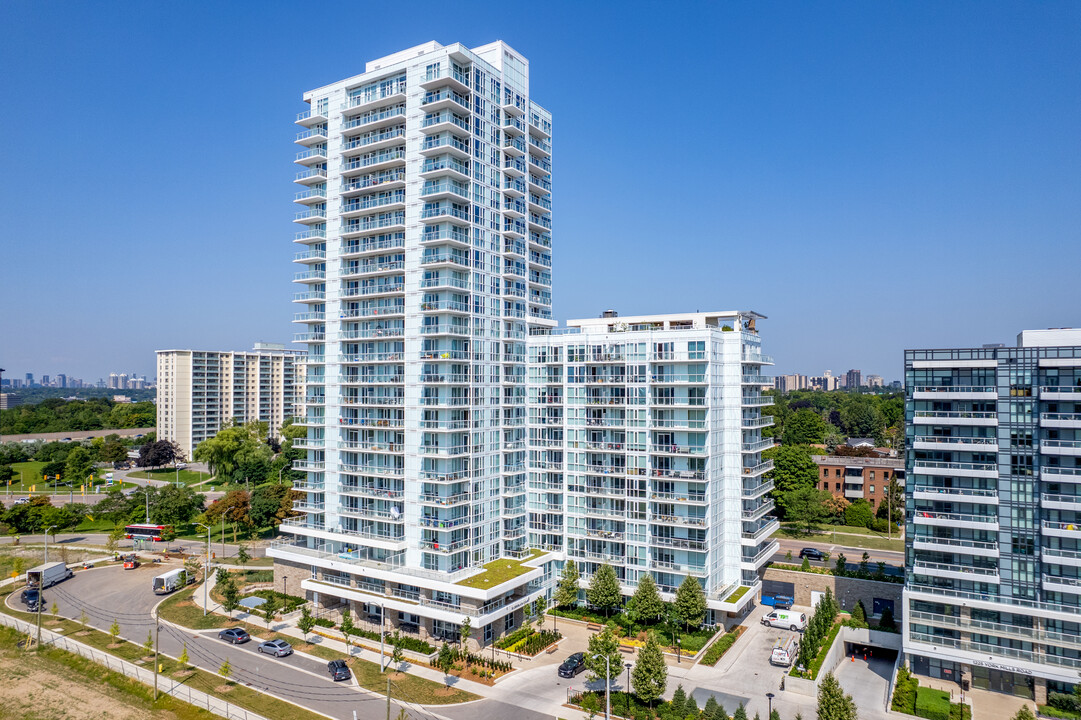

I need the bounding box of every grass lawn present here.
[722,585,750,604]
[549,606,716,653]
[9,461,46,483]
[775,523,904,553]
[6,462,137,496]
[128,468,212,486]
[456,548,546,589]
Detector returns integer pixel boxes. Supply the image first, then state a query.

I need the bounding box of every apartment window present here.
[835,469,841,478]
[823,468,829,478]
[835,483,841,491]
[504,613,514,631]
[484,624,493,642]
[870,471,875,481]
[869,486,875,494]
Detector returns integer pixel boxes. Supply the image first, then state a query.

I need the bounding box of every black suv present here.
[798,547,824,561]
[558,652,586,678]
[328,659,352,681]
[22,588,42,611]
[217,628,250,644]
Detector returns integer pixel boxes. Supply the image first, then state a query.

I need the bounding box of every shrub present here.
[915,687,952,720]
[495,625,534,650]
[700,626,744,666]
[844,499,874,528]
[313,617,335,628]
[891,665,918,714]
[1050,693,1081,715]
[871,517,891,533]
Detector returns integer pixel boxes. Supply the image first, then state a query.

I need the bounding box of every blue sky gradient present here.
[1,1,1078,383]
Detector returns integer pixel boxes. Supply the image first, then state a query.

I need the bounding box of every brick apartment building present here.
[813,455,905,509]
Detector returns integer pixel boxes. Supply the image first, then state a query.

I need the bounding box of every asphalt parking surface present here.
[14,564,551,720]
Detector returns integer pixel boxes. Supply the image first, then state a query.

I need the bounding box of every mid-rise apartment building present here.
[814,455,904,509]
[271,41,773,647]
[526,311,776,616]
[156,344,303,456]
[904,328,1081,701]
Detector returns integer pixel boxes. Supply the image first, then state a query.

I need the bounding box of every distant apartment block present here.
[156,344,304,457]
[813,454,903,510]
[904,327,1081,702]
[866,374,884,388]
[774,373,810,392]
[845,369,862,388]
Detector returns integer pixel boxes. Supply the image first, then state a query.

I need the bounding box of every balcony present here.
[343,127,406,156]
[742,415,774,430]
[911,385,997,400]
[651,536,706,551]
[913,410,998,426]
[912,436,998,452]
[1042,546,1081,567]
[293,208,326,224]
[1043,440,1081,457]
[344,84,407,115]
[913,510,998,529]
[650,560,707,577]
[742,459,774,478]
[292,270,326,284]
[911,536,999,557]
[295,166,328,184]
[1042,413,1081,429]
[295,146,328,165]
[1042,493,1081,511]
[912,460,998,478]
[1042,574,1081,593]
[294,187,327,204]
[1042,519,1081,538]
[913,560,1000,582]
[421,89,470,112]
[912,486,999,504]
[742,439,775,453]
[296,108,329,126]
[1042,386,1081,401]
[1041,466,1081,482]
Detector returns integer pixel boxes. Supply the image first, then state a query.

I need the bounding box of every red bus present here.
[124,524,173,541]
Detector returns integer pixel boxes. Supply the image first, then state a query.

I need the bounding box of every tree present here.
[631,631,666,706]
[816,672,857,720]
[823,494,850,522]
[143,630,154,656]
[766,445,820,517]
[150,485,205,526]
[630,573,664,624]
[851,600,867,626]
[587,564,622,617]
[220,578,240,617]
[50,601,59,618]
[686,693,699,716]
[262,593,281,629]
[138,440,182,469]
[391,639,404,670]
[782,486,831,534]
[533,595,547,629]
[1011,706,1037,720]
[670,685,687,718]
[859,552,870,577]
[109,619,121,641]
[879,606,896,631]
[204,490,253,538]
[877,478,904,524]
[436,642,455,684]
[674,576,706,630]
[770,710,781,720]
[704,697,720,720]
[733,703,748,720]
[250,483,301,528]
[178,643,189,668]
[459,617,471,647]
[783,409,827,445]
[840,401,884,440]
[99,439,128,464]
[218,658,232,680]
[79,610,89,630]
[555,559,580,608]
[194,421,270,480]
[297,605,315,640]
[584,623,621,687]
[843,499,873,529]
[236,543,251,564]
[64,447,95,487]
[106,524,125,553]
[94,490,135,525]
[834,553,847,577]
[41,459,66,482]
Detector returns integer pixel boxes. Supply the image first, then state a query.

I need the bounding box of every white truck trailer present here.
[152,568,188,594]
[26,561,73,589]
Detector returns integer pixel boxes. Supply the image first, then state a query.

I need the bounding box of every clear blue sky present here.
[2,1,1078,384]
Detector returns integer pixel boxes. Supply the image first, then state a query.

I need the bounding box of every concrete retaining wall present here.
[763,567,903,616]
[786,625,903,697]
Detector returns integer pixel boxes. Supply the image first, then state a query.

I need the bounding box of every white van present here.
[762,609,807,632]
[770,637,798,666]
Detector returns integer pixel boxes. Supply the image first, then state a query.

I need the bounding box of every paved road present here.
[10,532,265,560]
[0,462,225,508]
[773,536,904,569]
[22,565,550,720]
[0,427,155,443]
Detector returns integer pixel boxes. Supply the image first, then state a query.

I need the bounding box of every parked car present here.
[22,588,42,612]
[328,659,351,681]
[257,639,293,657]
[13,497,29,506]
[558,652,586,678]
[762,610,807,632]
[218,628,251,644]
[773,595,794,610]
[798,547,824,561]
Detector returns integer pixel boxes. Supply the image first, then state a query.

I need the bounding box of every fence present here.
[0,606,271,720]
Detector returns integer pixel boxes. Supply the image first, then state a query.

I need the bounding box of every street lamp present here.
[138,487,152,523]
[43,525,57,564]
[676,637,681,664]
[591,652,612,720]
[766,692,775,718]
[194,522,211,616]
[624,661,633,718]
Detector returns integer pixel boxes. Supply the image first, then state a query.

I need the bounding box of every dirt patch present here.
[0,643,148,720]
[172,669,194,679]
[74,630,91,636]
[215,684,233,693]
[107,642,124,649]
